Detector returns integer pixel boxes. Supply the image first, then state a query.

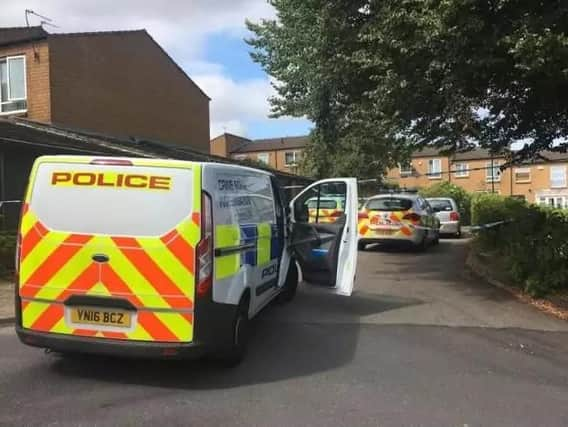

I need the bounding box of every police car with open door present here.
[15,156,358,365]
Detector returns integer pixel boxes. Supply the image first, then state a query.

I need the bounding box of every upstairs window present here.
[453,163,469,178]
[0,55,27,114]
[399,161,413,177]
[486,161,502,182]
[285,151,299,166]
[428,159,442,179]
[514,167,531,183]
[550,166,567,188]
[257,152,269,164]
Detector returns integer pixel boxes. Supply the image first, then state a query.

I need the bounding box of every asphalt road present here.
[1,239,568,427]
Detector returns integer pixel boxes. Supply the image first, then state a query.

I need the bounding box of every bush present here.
[420,182,472,225]
[471,194,568,297]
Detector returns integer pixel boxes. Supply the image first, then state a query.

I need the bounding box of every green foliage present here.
[419,182,472,225]
[471,195,568,297]
[0,232,16,277]
[247,0,568,177]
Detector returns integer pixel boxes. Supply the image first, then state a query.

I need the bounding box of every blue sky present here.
[1,0,313,140]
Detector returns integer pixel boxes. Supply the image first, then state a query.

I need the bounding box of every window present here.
[453,163,469,178]
[399,161,413,177]
[428,159,442,179]
[284,151,299,166]
[0,55,27,114]
[550,166,567,188]
[232,154,246,161]
[293,181,346,223]
[538,196,568,209]
[257,153,269,164]
[486,161,501,182]
[366,197,413,212]
[514,168,531,183]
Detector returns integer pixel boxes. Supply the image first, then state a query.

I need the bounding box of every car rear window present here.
[366,197,413,211]
[29,162,194,237]
[428,199,453,212]
[307,199,338,209]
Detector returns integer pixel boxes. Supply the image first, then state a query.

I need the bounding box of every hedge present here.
[420,182,472,225]
[471,194,568,297]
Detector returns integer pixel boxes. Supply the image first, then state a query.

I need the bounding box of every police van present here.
[15,156,358,364]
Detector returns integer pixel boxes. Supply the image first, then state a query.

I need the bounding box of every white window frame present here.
[538,195,568,209]
[284,151,299,166]
[550,165,567,189]
[399,161,413,177]
[428,159,442,179]
[257,152,270,164]
[514,167,531,183]
[0,55,27,115]
[486,161,502,183]
[453,162,469,178]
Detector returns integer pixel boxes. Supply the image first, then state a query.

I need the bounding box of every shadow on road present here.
[45,288,422,390]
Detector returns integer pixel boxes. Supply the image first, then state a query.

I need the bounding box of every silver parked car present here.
[426,197,461,237]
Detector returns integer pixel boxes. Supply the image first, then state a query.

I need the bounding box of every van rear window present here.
[29,162,194,237]
[366,197,413,212]
[307,199,338,209]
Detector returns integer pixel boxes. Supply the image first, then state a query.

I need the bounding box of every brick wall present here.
[0,41,51,122]
[48,31,210,151]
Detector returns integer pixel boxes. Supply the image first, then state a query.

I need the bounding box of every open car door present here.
[289,178,358,296]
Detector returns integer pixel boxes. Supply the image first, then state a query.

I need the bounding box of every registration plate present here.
[69,307,132,328]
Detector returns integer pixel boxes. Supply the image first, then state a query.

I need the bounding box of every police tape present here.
[409,220,512,232]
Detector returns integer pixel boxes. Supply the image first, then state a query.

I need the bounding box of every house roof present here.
[0,26,48,47]
[231,135,309,153]
[0,118,311,184]
[453,148,507,161]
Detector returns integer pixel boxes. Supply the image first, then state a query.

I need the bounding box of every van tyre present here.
[277,260,298,304]
[217,297,250,367]
[358,241,366,251]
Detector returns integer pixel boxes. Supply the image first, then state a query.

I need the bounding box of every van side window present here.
[293,182,347,224]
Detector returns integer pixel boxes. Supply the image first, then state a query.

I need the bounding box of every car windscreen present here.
[366,197,413,212]
[428,199,453,212]
[29,162,193,237]
[307,199,338,209]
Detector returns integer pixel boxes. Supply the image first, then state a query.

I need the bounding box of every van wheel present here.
[217,297,250,367]
[358,241,367,251]
[277,260,298,304]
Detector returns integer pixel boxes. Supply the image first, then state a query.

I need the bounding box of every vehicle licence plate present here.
[69,307,132,328]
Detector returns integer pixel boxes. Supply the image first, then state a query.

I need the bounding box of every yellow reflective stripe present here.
[98,236,170,309]
[136,237,194,297]
[257,223,271,266]
[20,232,71,285]
[20,211,39,238]
[87,282,112,297]
[127,321,154,341]
[33,244,95,301]
[215,224,240,279]
[176,220,201,246]
[50,317,71,334]
[22,300,49,328]
[154,312,192,341]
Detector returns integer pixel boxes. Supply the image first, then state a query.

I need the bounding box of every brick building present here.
[386,148,568,208]
[210,133,308,174]
[0,26,209,151]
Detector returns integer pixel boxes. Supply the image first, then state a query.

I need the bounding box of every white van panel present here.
[30,162,193,237]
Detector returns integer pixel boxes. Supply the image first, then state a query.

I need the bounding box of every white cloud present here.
[2,1,311,138]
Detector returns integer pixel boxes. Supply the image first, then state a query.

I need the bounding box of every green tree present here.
[247,0,568,177]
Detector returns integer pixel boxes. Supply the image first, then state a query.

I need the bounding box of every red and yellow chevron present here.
[308,208,343,224]
[18,161,202,344]
[358,209,419,239]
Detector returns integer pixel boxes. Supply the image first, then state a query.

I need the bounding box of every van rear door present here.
[18,157,200,343]
[289,178,358,296]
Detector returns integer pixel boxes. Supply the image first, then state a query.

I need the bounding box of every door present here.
[289,178,358,296]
